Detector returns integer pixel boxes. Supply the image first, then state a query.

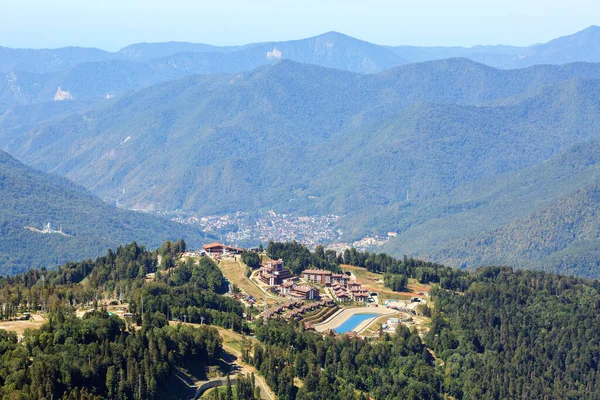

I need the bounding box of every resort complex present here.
[197,243,430,338]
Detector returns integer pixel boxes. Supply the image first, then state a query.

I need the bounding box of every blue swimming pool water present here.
[333,313,378,334]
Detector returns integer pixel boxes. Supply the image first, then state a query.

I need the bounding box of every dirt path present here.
[182,323,277,400]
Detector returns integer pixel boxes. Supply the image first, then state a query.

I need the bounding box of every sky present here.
[0,0,599,51]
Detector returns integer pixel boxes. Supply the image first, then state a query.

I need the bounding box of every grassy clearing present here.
[219,257,266,302]
[411,315,432,336]
[0,314,46,335]
[378,292,415,302]
[212,326,260,357]
[341,265,412,300]
[407,278,431,294]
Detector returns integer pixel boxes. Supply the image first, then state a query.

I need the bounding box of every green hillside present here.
[3,61,600,217]
[0,150,210,274]
[426,185,600,278]
[379,140,600,276]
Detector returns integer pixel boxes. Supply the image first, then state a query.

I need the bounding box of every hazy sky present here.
[1,0,599,50]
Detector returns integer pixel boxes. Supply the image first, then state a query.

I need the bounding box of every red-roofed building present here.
[203,243,244,257]
[288,285,319,300]
[351,289,370,303]
[302,269,332,286]
[331,273,350,286]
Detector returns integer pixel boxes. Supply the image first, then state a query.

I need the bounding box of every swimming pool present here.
[333,313,378,334]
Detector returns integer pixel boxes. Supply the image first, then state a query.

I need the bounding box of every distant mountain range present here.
[4,59,600,213]
[1,26,600,109]
[390,25,600,68]
[2,56,600,276]
[0,150,211,274]
[2,26,600,278]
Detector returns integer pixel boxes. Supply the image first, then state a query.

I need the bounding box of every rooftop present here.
[303,269,332,275]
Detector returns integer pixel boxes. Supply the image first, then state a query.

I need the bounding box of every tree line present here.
[0,310,222,399]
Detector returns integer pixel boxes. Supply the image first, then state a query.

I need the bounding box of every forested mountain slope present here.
[0,241,240,398]
[427,266,600,399]
[379,140,600,276]
[428,185,600,278]
[0,150,209,274]
[0,31,408,107]
[4,240,600,399]
[3,57,600,278]
[3,61,600,218]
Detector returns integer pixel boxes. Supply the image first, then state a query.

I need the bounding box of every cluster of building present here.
[167,210,343,247]
[258,260,319,300]
[331,282,370,303]
[326,233,396,253]
[279,281,319,300]
[258,259,293,285]
[254,259,372,303]
[226,211,343,246]
[301,269,370,303]
[381,317,402,333]
[263,300,334,320]
[230,292,257,306]
[379,315,417,334]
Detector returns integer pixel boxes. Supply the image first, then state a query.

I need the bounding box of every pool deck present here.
[314,307,396,333]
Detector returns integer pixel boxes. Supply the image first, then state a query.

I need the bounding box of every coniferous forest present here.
[0,241,597,398]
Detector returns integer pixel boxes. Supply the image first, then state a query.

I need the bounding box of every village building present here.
[331,273,350,286]
[301,269,371,301]
[279,280,296,295]
[350,286,370,302]
[303,269,332,286]
[288,285,319,300]
[278,280,319,300]
[331,283,351,302]
[182,250,206,258]
[258,259,293,286]
[202,243,244,257]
